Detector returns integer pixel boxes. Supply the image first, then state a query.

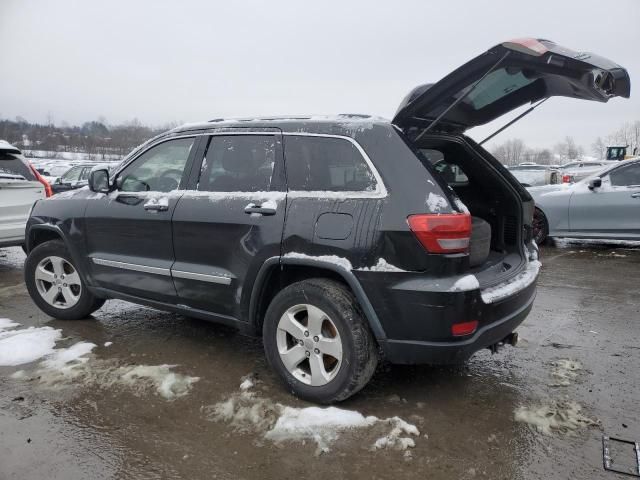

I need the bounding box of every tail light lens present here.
[29,164,53,197]
[407,213,472,254]
[561,174,573,184]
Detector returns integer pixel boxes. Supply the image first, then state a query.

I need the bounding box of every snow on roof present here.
[0,140,21,153]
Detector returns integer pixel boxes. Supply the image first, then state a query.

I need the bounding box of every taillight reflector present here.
[407,213,472,254]
[451,320,479,337]
[561,174,573,184]
[29,164,53,197]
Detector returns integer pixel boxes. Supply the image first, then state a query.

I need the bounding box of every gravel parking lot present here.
[1,242,639,480]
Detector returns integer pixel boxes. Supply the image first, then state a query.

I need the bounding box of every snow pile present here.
[358,258,405,272]
[426,192,449,212]
[207,378,420,455]
[449,274,480,292]
[116,364,199,400]
[2,320,198,400]
[514,401,599,435]
[481,260,541,304]
[283,252,353,271]
[550,359,582,386]
[0,324,65,366]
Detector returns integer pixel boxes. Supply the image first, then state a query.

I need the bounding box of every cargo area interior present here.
[415,136,525,286]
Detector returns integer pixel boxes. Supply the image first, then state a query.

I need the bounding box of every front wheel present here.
[532,208,549,245]
[25,240,105,320]
[263,278,378,404]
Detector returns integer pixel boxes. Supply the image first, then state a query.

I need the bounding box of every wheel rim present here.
[532,210,546,243]
[34,256,82,309]
[276,304,343,387]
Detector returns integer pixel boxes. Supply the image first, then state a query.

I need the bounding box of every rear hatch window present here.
[0,152,36,181]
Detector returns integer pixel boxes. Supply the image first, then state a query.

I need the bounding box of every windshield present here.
[47,165,72,176]
[512,169,547,186]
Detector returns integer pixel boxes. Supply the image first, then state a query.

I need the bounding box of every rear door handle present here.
[244,203,276,216]
[144,203,169,212]
[631,192,640,198]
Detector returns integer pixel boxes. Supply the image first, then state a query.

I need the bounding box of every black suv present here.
[24,39,629,403]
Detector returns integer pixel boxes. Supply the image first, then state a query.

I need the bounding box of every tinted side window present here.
[609,163,640,187]
[419,148,469,186]
[197,136,276,192]
[119,137,194,192]
[0,152,36,180]
[284,136,376,192]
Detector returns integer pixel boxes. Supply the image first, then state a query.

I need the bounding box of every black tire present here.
[469,216,491,267]
[263,278,378,404]
[24,240,105,320]
[533,208,549,245]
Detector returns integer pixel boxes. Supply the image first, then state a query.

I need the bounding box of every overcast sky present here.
[1,0,638,149]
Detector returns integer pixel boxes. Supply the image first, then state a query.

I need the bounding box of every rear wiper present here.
[415,50,511,142]
[479,97,549,145]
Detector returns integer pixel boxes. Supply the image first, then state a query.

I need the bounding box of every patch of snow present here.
[0,324,62,366]
[481,260,541,304]
[117,364,199,400]
[357,258,405,272]
[207,379,420,455]
[283,252,352,271]
[514,401,599,435]
[239,378,254,391]
[554,238,640,249]
[550,359,582,387]
[449,274,480,292]
[426,192,449,213]
[104,342,113,347]
[0,318,20,331]
[453,196,470,214]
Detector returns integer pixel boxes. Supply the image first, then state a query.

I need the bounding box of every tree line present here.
[490,120,640,166]
[0,116,179,159]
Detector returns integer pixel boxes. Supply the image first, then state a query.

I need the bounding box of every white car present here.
[0,141,50,248]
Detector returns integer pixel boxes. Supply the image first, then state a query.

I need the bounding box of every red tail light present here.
[451,320,479,337]
[407,213,472,254]
[561,174,573,184]
[29,164,53,197]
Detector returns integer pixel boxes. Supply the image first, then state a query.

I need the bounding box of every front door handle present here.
[244,203,276,216]
[144,202,169,212]
[631,192,640,199]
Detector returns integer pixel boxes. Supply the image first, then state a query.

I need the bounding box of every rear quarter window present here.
[284,136,376,192]
[0,152,36,180]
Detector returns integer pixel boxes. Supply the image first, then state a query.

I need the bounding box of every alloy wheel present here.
[276,304,343,386]
[34,255,82,309]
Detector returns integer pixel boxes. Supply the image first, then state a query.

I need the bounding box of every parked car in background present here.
[41,162,75,184]
[508,164,561,186]
[23,38,629,403]
[559,160,616,183]
[0,141,51,248]
[529,158,640,244]
[52,162,120,194]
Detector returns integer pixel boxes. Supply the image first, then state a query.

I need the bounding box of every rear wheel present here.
[25,240,105,320]
[533,208,549,245]
[263,278,378,403]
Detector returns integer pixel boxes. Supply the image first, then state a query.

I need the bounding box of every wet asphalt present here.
[0,242,639,480]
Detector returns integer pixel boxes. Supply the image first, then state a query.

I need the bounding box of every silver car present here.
[559,160,617,183]
[509,165,560,186]
[529,158,640,243]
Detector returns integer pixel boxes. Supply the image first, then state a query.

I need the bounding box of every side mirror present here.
[89,169,110,193]
[588,178,602,190]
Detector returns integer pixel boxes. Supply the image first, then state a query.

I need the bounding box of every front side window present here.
[197,135,276,192]
[118,137,194,192]
[61,165,84,182]
[609,163,640,187]
[284,136,376,192]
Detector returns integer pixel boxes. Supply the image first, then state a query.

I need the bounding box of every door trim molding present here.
[91,257,171,276]
[171,269,232,285]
